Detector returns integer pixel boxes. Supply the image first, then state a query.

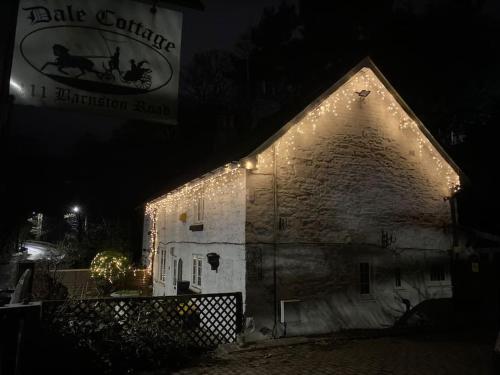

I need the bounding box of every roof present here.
[145,57,467,207]
[246,57,467,184]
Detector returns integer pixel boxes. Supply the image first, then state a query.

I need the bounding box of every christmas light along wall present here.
[145,67,461,273]
[256,67,461,193]
[145,164,244,272]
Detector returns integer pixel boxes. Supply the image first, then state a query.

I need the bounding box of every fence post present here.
[235,292,243,334]
[0,302,41,375]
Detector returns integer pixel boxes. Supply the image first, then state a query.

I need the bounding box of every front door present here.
[178,258,183,282]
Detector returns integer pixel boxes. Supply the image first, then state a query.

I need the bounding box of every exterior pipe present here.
[272,144,278,337]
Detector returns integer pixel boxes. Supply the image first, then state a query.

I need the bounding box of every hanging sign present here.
[10,0,182,124]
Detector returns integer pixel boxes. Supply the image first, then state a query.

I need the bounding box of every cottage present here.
[143,58,463,339]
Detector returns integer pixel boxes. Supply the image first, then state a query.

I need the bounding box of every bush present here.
[90,250,131,295]
[44,300,200,374]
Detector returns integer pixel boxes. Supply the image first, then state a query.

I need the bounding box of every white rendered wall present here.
[150,168,246,301]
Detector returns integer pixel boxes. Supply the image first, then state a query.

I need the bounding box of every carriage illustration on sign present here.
[36,30,160,94]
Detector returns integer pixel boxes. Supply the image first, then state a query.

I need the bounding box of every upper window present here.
[194,196,204,223]
[430,265,446,281]
[192,255,203,289]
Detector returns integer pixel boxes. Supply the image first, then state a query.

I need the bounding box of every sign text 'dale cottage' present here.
[10,0,183,124]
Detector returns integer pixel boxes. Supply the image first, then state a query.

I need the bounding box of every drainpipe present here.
[272,144,278,337]
[448,193,459,304]
[449,195,458,248]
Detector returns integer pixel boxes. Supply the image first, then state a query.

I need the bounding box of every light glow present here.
[144,66,461,272]
[9,79,24,94]
[256,67,461,193]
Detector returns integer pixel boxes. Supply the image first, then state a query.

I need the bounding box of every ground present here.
[167,332,495,375]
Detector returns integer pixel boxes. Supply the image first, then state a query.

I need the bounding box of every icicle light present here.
[256,67,461,193]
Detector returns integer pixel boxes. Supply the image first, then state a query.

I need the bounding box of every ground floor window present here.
[359,262,370,294]
[395,267,402,287]
[192,255,203,288]
[430,264,446,281]
[157,248,167,283]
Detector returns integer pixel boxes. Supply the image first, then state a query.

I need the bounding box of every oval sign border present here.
[20,25,174,95]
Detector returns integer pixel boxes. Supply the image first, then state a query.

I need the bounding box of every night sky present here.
[3,0,500,247]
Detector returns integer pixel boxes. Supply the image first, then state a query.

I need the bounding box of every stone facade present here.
[144,61,460,338]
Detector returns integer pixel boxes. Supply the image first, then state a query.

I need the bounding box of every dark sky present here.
[9,0,295,155]
[4,0,500,234]
[181,0,298,63]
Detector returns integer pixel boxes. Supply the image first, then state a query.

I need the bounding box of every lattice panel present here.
[42,292,243,348]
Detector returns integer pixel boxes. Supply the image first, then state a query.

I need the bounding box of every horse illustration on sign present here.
[41,44,101,78]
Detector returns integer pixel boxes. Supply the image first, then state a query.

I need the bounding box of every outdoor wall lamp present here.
[207,253,220,272]
[355,89,371,97]
[241,156,258,170]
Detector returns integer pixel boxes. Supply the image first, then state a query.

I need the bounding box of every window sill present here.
[189,286,201,294]
[427,281,449,287]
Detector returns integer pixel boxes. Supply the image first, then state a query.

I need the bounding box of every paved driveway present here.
[172,334,494,375]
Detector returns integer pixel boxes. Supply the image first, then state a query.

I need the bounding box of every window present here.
[192,255,203,288]
[278,217,288,231]
[359,262,370,294]
[157,248,167,283]
[194,196,204,223]
[394,267,402,288]
[430,264,445,281]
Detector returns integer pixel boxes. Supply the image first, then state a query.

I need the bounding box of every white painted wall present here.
[151,168,247,301]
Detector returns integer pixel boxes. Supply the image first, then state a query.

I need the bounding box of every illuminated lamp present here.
[242,156,258,170]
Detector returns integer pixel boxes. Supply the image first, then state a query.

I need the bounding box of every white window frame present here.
[429,264,447,284]
[192,255,203,289]
[157,247,167,283]
[173,257,177,287]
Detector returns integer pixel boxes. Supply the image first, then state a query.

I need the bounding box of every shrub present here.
[90,250,131,295]
[44,299,200,374]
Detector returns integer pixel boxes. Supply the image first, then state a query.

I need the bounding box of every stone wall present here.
[244,67,457,337]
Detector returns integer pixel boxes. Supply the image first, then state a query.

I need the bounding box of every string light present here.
[145,67,461,272]
[145,164,245,271]
[256,67,460,193]
[90,252,131,284]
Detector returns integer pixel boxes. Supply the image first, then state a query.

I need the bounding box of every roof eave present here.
[243,56,470,187]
